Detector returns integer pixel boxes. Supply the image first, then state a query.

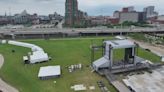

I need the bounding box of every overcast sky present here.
[0,0,163,16]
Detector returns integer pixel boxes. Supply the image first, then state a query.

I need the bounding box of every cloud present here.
[34,0,64,3]
[79,0,164,15]
[0,0,164,15]
[0,0,19,3]
[79,0,163,6]
[34,0,53,3]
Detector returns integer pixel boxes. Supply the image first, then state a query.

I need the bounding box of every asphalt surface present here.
[0,28,164,35]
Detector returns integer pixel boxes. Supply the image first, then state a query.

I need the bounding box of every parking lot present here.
[123,66,164,92]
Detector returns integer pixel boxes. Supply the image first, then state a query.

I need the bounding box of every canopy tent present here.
[8,40,49,64]
[29,51,49,64]
[38,66,61,80]
[8,40,43,51]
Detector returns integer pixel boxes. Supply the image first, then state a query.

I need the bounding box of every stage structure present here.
[92,40,147,72]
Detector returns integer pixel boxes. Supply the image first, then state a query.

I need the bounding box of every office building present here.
[144,6,158,18]
[122,6,135,12]
[65,0,87,27]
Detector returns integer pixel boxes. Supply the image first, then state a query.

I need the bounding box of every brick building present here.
[65,0,87,27]
[113,6,147,23]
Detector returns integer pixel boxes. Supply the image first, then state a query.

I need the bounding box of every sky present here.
[0,0,164,16]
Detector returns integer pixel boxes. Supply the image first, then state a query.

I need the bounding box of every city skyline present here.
[0,0,164,16]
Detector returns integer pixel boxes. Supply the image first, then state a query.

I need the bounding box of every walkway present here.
[104,70,131,92]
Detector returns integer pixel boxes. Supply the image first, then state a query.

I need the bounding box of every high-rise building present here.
[119,12,139,23]
[113,6,147,23]
[113,11,120,18]
[65,0,79,26]
[143,6,158,18]
[144,6,154,14]
[65,0,88,27]
[122,6,134,12]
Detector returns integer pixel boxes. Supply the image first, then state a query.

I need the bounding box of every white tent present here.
[8,40,49,64]
[162,56,164,62]
[8,40,43,51]
[29,51,49,64]
[38,65,61,80]
[115,36,126,40]
[0,40,7,44]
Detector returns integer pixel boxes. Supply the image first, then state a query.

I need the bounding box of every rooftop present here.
[38,65,61,77]
[104,40,136,49]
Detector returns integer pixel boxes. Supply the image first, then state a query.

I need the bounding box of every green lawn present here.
[137,48,161,63]
[0,37,117,92]
[112,48,161,63]
[0,37,161,92]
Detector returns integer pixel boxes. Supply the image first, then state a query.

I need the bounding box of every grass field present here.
[113,48,161,63]
[0,37,161,92]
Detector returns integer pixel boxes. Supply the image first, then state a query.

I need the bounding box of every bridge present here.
[0,28,164,39]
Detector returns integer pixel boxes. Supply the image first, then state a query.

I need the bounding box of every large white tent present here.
[38,65,61,80]
[8,40,43,51]
[29,51,49,64]
[8,40,49,64]
[162,56,164,62]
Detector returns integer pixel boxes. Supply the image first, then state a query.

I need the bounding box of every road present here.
[0,28,163,39]
[0,54,19,92]
[0,28,164,35]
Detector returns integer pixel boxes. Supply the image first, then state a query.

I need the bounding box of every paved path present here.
[111,81,131,92]
[104,71,131,92]
[0,28,164,34]
[0,54,19,92]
